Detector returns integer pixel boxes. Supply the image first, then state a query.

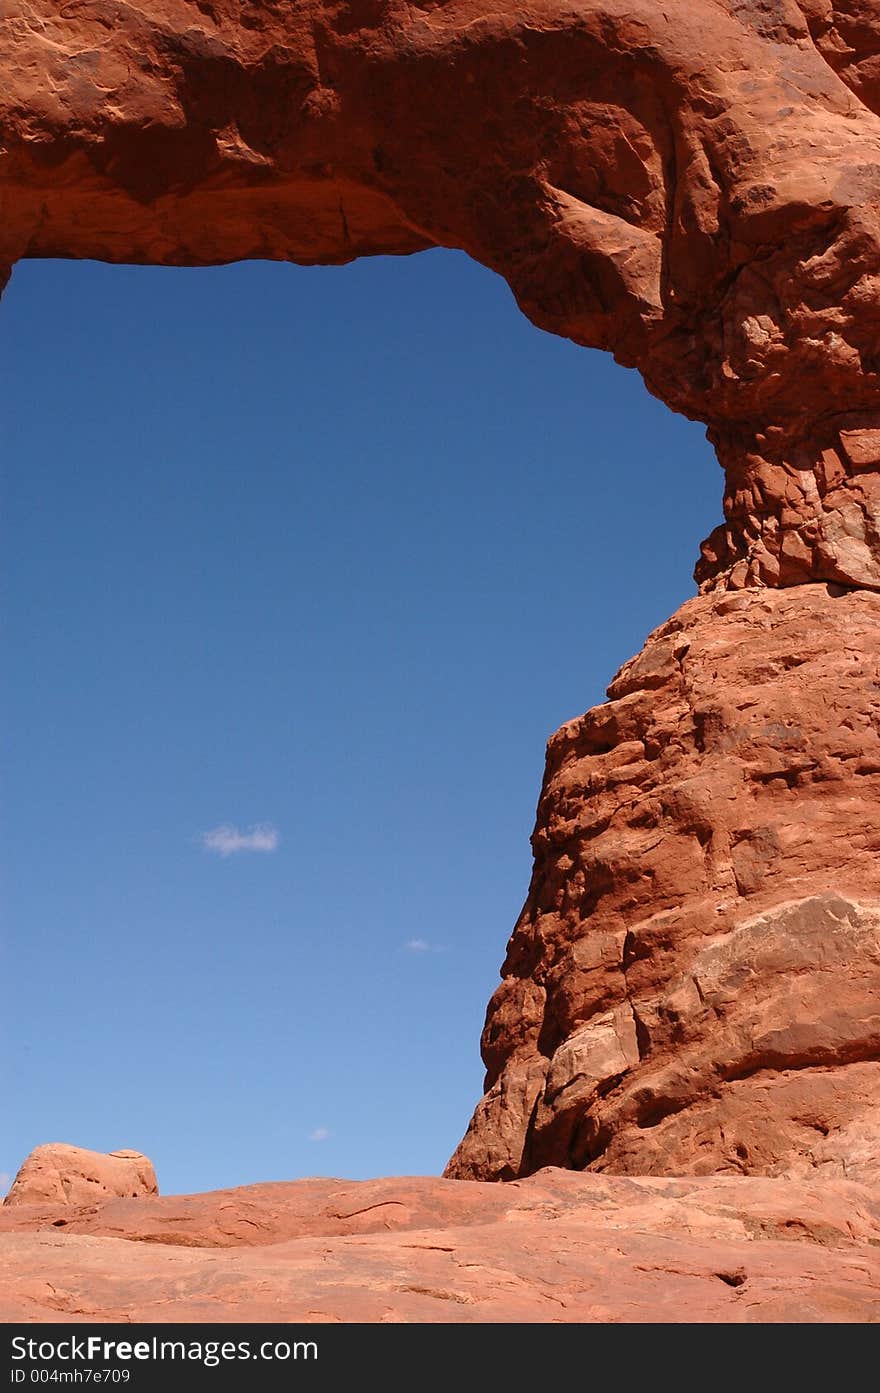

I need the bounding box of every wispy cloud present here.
[404,937,431,953]
[308,1127,330,1143]
[201,823,279,857]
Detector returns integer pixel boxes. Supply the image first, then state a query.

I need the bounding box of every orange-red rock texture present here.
[3,0,880,1320]
[2,1167,879,1322]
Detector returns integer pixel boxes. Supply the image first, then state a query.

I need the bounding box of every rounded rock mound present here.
[4,1144,158,1207]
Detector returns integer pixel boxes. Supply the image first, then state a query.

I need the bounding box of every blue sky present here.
[1,249,719,1196]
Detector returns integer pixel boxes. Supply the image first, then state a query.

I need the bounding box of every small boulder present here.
[4,1143,158,1206]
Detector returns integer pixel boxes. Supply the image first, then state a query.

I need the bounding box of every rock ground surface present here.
[2,1166,879,1322]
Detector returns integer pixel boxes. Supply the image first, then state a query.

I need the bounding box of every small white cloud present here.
[404,938,430,952]
[0,1171,10,1195]
[201,823,279,857]
[308,1127,330,1143]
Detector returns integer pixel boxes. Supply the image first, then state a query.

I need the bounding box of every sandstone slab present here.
[1,1169,878,1323]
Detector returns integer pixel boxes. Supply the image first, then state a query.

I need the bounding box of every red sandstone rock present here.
[447,584,880,1182]
[4,3,880,585]
[1,1169,878,1322]
[4,1145,158,1207]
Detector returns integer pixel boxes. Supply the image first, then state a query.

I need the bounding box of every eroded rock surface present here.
[448,585,880,1181]
[4,1144,158,1207]
[4,2,880,585]
[1,1169,878,1322]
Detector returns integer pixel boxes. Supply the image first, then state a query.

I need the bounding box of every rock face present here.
[447,585,880,1181]
[1,1169,878,1322]
[4,1145,158,1207]
[4,3,880,585]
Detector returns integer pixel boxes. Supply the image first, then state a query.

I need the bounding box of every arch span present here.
[4,1,880,587]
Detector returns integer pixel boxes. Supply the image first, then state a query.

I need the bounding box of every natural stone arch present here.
[4,1,880,588]
[5,2,880,1184]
